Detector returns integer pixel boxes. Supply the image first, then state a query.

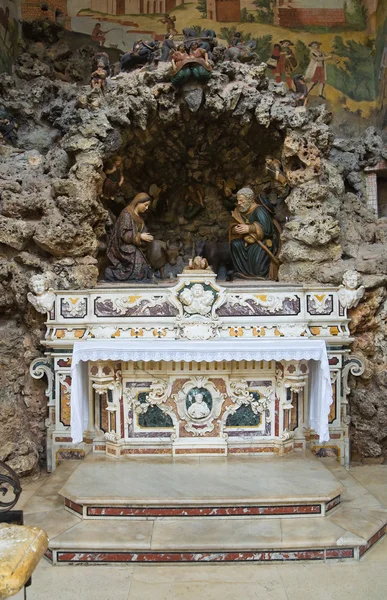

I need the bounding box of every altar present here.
[31,269,364,471]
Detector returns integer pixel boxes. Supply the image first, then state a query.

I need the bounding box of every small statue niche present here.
[102,156,124,200]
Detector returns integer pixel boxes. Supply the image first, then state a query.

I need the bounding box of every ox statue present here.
[146,240,182,278]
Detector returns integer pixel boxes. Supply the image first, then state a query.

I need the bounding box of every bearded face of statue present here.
[237,193,253,214]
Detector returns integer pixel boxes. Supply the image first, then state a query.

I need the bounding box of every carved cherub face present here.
[343,270,361,289]
[29,275,47,296]
[192,284,203,297]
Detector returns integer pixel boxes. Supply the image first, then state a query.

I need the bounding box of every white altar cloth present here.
[70,339,333,445]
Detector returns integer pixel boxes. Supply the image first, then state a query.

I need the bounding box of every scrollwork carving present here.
[30,357,54,401]
[342,355,365,399]
[0,462,22,513]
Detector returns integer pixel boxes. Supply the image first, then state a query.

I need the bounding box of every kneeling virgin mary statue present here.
[104,193,154,282]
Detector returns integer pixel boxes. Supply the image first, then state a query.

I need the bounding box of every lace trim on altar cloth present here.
[70,340,332,445]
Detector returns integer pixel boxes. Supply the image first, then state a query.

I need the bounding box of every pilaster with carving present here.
[30,357,55,471]
[341,354,365,467]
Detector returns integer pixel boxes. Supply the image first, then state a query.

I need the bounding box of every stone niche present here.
[2,37,387,477]
[107,115,287,271]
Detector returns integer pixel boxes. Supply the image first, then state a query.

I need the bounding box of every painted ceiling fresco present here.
[0,1,384,127]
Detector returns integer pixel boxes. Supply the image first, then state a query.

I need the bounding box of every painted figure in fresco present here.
[102,156,124,199]
[229,187,281,280]
[171,43,212,86]
[158,13,178,35]
[305,41,332,99]
[293,74,308,106]
[269,40,297,89]
[104,193,154,282]
[91,23,106,47]
[378,37,387,109]
[188,393,210,419]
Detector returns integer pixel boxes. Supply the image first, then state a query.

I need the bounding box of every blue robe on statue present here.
[229,202,280,279]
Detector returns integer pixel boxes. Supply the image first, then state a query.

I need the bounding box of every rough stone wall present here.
[1,27,387,474]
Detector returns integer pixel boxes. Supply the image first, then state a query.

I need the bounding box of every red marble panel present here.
[326,548,354,559]
[275,398,279,437]
[120,397,125,439]
[359,525,387,557]
[65,498,83,515]
[229,447,280,454]
[325,495,341,513]
[57,549,333,563]
[121,448,171,455]
[45,549,53,562]
[86,504,322,518]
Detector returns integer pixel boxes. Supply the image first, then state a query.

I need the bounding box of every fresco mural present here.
[0,0,20,73]
[374,0,387,129]
[16,0,383,128]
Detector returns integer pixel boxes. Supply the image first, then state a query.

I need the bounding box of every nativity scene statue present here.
[229,187,281,280]
[104,193,155,282]
[171,43,212,86]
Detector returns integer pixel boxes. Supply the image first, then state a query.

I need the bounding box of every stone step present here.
[45,505,387,564]
[58,452,345,519]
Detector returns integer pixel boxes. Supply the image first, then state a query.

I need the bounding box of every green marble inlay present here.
[137,392,173,428]
[226,393,261,427]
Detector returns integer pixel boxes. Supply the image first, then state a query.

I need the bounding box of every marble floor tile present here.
[128,564,288,600]
[361,535,387,562]
[24,461,84,515]
[28,561,134,600]
[50,519,154,550]
[131,563,280,583]
[15,474,50,509]
[278,561,387,600]
[24,509,81,539]
[349,466,387,507]
[151,517,282,551]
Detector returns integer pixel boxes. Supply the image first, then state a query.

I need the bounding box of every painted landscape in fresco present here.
[16,1,384,125]
[0,1,20,73]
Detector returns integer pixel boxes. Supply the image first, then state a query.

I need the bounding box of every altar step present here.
[22,453,387,565]
[46,509,387,564]
[58,452,345,519]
